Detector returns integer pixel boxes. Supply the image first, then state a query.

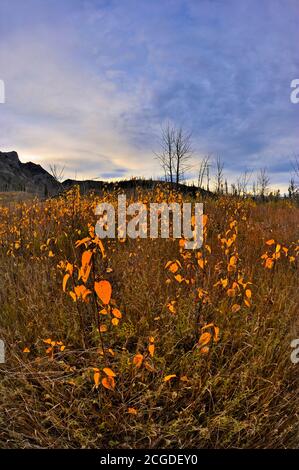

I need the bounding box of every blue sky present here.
[0,0,298,191]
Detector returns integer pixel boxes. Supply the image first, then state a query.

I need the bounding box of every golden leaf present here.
[112,308,122,319]
[93,369,100,388]
[198,332,211,347]
[163,374,176,382]
[245,289,252,299]
[213,326,220,343]
[180,375,189,382]
[94,280,112,305]
[148,344,155,357]
[103,367,116,377]
[232,304,241,313]
[174,274,183,283]
[75,237,91,248]
[62,273,70,292]
[81,250,92,268]
[227,288,236,297]
[133,353,144,368]
[169,262,179,273]
[265,258,274,269]
[102,376,115,390]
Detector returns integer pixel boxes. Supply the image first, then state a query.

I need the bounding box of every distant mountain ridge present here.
[0,151,59,195]
[0,150,207,197]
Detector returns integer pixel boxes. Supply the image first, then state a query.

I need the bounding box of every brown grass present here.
[0,188,298,448]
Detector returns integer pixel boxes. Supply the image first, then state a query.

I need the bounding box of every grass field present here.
[0,187,298,448]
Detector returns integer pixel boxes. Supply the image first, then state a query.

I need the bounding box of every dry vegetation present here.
[0,186,298,448]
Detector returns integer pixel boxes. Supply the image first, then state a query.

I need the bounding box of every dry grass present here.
[0,187,298,448]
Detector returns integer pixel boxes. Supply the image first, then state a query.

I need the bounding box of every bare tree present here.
[288,155,299,199]
[214,155,224,193]
[156,124,193,187]
[49,164,65,185]
[288,178,296,199]
[236,170,252,197]
[206,164,210,192]
[292,155,299,191]
[224,179,228,194]
[155,123,175,184]
[197,155,210,190]
[257,168,270,198]
[174,127,193,186]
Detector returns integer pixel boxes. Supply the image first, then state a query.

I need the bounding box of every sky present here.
[0,0,298,192]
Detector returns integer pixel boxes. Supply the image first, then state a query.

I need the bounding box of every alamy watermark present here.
[290,78,299,104]
[95,195,204,249]
[0,340,5,363]
[290,339,299,364]
[0,79,5,103]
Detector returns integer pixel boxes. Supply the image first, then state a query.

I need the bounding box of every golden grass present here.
[0,187,298,448]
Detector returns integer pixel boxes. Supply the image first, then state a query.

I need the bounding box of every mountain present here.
[0,150,208,198]
[0,151,59,195]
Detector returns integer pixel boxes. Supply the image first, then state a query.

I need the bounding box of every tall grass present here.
[0,188,298,448]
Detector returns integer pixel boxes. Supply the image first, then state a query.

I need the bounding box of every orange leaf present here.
[69,291,77,302]
[93,369,100,388]
[94,280,112,305]
[265,258,274,269]
[74,284,91,301]
[82,250,92,268]
[227,288,236,297]
[245,289,252,299]
[75,237,91,248]
[198,332,211,347]
[266,239,275,246]
[128,407,138,415]
[163,374,176,382]
[62,273,70,292]
[179,239,186,248]
[232,304,241,313]
[111,318,119,326]
[100,324,107,332]
[174,274,183,283]
[229,255,237,266]
[213,326,220,342]
[112,308,122,319]
[180,375,189,382]
[103,367,116,377]
[198,258,204,270]
[133,353,144,368]
[102,376,115,390]
[66,262,74,276]
[148,344,155,357]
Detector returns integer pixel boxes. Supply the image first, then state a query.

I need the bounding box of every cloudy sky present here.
[0,0,298,191]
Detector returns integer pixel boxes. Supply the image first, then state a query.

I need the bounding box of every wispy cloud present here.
[0,0,298,191]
